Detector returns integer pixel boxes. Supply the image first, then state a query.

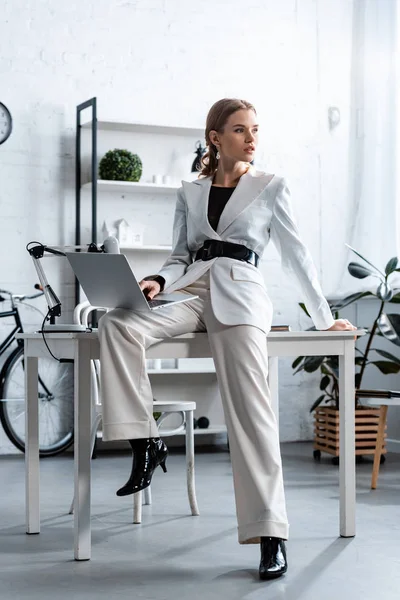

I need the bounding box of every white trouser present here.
[98,271,289,543]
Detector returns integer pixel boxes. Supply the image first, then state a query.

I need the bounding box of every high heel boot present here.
[116,437,168,497]
[259,537,288,580]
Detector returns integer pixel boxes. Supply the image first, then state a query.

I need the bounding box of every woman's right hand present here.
[324,318,357,331]
[139,279,161,300]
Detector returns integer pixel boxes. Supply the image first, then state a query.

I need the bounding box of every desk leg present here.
[268,356,279,430]
[74,339,92,560]
[339,339,356,537]
[25,352,40,534]
[185,409,199,516]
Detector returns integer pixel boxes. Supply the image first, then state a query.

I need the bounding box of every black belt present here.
[195,240,260,267]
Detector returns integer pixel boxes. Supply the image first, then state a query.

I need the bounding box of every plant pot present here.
[313,405,387,460]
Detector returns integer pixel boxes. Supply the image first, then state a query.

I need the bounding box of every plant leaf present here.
[348,262,375,279]
[373,348,400,365]
[345,243,386,278]
[326,355,339,368]
[292,367,303,376]
[385,256,398,275]
[377,313,400,346]
[388,291,400,303]
[328,291,374,312]
[320,375,330,390]
[322,358,339,378]
[303,356,325,373]
[369,361,400,374]
[310,394,326,413]
[291,356,304,369]
[298,302,311,318]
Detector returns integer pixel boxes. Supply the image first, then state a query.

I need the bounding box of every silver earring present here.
[216,150,220,160]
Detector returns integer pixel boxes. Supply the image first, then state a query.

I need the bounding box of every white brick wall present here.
[0,0,361,453]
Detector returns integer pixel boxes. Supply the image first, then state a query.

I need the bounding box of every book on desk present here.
[270,325,291,331]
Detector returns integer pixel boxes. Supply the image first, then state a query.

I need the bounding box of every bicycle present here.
[0,286,74,456]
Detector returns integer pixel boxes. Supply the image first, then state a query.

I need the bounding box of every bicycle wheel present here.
[0,347,74,456]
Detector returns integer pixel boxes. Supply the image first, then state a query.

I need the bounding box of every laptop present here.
[65,252,198,312]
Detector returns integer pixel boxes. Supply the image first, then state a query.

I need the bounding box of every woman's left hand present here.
[324,318,357,331]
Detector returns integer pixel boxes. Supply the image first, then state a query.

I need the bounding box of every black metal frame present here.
[75,97,98,305]
[0,291,44,356]
[0,307,24,354]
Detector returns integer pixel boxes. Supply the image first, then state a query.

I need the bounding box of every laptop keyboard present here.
[147,299,174,308]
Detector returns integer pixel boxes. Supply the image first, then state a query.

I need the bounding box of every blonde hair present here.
[198,98,257,179]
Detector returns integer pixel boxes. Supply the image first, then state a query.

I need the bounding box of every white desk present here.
[18,328,365,561]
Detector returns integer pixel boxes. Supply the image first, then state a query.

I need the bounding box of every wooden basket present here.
[313,406,387,457]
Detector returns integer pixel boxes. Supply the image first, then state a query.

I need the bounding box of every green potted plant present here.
[292,245,400,463]
[99,148,143,182]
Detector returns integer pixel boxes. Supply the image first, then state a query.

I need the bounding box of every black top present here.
[145,185,236,292]
[207,185,235,231]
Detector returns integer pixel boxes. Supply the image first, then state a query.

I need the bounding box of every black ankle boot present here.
[116,437,168,497]
[259,537,287,580]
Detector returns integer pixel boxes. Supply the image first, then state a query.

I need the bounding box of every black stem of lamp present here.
[26,242,65,323]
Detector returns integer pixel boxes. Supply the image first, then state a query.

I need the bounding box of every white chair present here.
[70,301,199,523]
[356,388,400,489]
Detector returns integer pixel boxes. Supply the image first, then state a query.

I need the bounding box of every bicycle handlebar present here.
[0,286,45,302]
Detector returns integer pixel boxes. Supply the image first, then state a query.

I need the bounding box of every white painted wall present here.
[1,0,395,454]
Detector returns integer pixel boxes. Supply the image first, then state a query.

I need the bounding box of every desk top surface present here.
[17,329,367,341]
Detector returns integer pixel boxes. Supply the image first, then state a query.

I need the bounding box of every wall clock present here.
[0,103,12,145]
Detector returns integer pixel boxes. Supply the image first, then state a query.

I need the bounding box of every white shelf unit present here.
[82,119,204,138]
[79,117,200,250]
[82,180,180,194]
[78,108,224,445]
[81,119,203,195]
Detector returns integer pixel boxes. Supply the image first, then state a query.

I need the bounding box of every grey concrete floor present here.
[1,442,400,600]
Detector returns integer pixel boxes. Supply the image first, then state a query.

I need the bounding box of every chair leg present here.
[132,486,151,524]
[144,486,152,505]
[133,491,142,523]
[371,405,388,490]
[185,410,199,516]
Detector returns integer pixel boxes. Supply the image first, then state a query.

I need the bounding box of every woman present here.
[98,98,357,580]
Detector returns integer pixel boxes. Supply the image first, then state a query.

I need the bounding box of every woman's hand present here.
[139,279,161,301]
[324,318,357,331]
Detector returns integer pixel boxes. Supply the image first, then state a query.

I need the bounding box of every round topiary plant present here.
[99,148,143,182]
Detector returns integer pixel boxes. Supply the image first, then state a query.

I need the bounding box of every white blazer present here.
[157,166,335,333]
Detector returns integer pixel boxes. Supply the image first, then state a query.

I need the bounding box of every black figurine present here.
[191,140,207,173]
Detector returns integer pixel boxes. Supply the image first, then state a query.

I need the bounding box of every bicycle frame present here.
[0,302,56,398]
[0,288,44,359]
[0,295,53,397]
[0,287,76,457]
[0,305,24,357]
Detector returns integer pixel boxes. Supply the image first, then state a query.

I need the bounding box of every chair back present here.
[73,301,109,408]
